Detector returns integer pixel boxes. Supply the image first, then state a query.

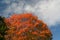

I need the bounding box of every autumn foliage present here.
[4,13,52,40]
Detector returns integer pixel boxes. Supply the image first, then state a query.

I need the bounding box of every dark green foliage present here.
[0,16,8,40]
[0,35,4,40]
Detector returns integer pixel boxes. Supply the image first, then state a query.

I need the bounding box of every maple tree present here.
[4,13,52,40]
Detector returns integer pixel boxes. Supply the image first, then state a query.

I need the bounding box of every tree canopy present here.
[4,13,52,40]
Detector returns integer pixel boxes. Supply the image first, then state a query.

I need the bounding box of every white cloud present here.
[38,0,60,26]
[3,0,60,26]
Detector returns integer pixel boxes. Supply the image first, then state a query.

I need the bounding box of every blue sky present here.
[0,0,60,40]
[50,23,60,40]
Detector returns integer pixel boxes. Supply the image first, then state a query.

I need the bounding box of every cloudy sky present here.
[0,0,60,40]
